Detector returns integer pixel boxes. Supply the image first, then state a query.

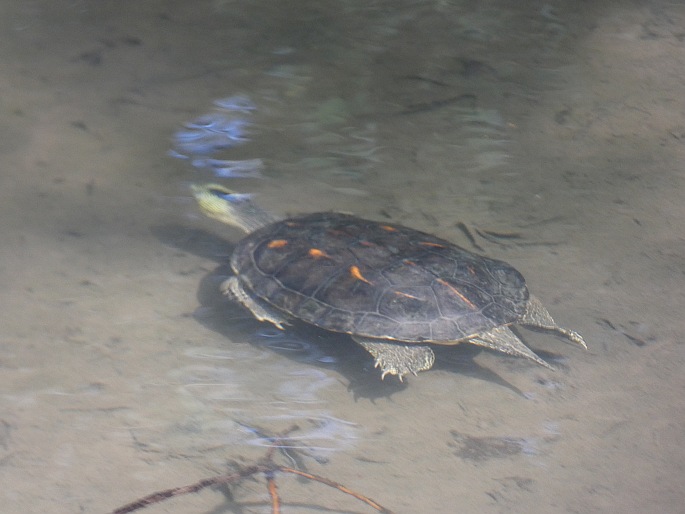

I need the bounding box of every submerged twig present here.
[109,425,396,514]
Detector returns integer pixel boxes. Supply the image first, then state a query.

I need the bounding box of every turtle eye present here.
[226,192,253,203]
[208,187,228,198]
[206,187,251,203]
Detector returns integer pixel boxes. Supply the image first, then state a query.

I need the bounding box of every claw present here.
[378,360,410,381]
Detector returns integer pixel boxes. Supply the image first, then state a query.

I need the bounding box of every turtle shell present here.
[231,213,530,343]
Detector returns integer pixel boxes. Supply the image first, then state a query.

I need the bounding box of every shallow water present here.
[2,1,684,513]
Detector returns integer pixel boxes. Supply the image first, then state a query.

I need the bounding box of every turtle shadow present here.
[153,223,545,399]
[432,346,534,397]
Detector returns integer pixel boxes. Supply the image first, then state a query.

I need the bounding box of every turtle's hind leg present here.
[353,337,435,380]
[468,326,554,369]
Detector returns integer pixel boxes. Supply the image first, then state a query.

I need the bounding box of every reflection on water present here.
[250,326,340,366]
[169,94,265,180]
[239,414,358,462]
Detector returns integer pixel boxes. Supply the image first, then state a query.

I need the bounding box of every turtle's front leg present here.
[222,277,290,329]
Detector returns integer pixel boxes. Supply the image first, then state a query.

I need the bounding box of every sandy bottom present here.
[1,1,684,513]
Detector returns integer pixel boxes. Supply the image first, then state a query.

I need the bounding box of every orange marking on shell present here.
[267,239,289,249]
[308,248,331,259]
[437,278,476,309]
[394,291,422,301]
[350,265,373,285]
[403,259,417,266]
[380,225,397,232]
[419,241,446,248]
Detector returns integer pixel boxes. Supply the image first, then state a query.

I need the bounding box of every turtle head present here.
[191,183,277,233]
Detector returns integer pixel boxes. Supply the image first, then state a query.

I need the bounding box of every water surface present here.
[1,1,684,513]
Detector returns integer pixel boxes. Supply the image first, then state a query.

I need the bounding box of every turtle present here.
[192,183,587,379]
